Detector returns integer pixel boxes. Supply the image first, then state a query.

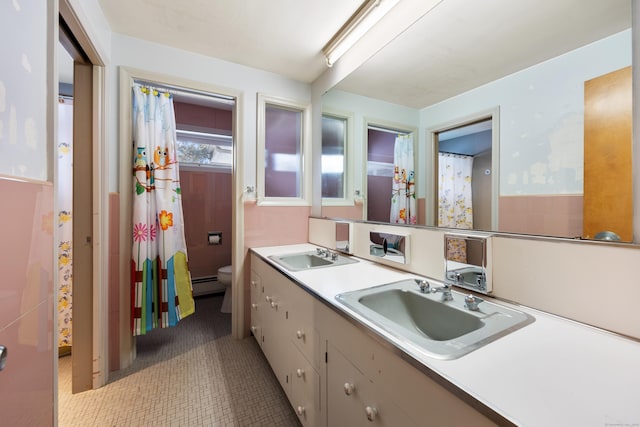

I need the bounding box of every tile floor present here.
[58,294,301,426]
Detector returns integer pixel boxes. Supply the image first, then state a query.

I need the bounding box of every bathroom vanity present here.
[250,243,640,426]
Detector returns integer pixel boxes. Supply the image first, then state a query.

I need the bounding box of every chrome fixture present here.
[444,233,492,294]
[415,278,431,293]
[335,221,352,254]
[464,294,484,311]
[369,231,408,264]
[430,283,453,302]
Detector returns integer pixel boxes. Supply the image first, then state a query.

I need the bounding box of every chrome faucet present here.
[415,279,431,293]
[415,278,453,301]
[431,283,453,301]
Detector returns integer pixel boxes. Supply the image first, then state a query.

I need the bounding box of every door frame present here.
[362,118,417,222]
[118,67,245,368]
[426,107,500,230]
[58,1,109,392]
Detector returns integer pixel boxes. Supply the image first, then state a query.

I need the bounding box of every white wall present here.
[0,0,48,180]
[108,34,311,193]
[420,29,631,197]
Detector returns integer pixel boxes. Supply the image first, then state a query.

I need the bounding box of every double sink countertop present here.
[252,243,640,426]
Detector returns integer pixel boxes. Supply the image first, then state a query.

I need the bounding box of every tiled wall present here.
[499,195,583,238]
[0,177,54,425]
[180,170,232,278]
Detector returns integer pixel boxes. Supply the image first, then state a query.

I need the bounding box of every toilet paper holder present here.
[208,231,222,245]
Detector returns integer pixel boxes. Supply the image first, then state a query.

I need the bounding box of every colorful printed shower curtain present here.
[57,98,73,348]
[131,85,195,336]
[390,134,416,224]
[438,153,474,262]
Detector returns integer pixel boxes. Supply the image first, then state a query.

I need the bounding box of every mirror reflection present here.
[320,0,632,242]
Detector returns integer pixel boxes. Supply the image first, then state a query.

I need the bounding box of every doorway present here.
[365,123,416,223]
[58,13,106,394]
[429,108,500,231]
[118,69,243,369]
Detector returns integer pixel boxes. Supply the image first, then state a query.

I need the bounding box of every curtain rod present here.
[133,80,235,106]
[368,125,412,135]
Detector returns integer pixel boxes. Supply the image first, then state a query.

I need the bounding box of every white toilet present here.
[218,265,232,313]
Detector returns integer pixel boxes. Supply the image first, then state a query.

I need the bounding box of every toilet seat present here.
[218,265,232,285]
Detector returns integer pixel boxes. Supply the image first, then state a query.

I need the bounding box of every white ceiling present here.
[97,0,364,84]
[70,1,631,109]
[335,0,632,108]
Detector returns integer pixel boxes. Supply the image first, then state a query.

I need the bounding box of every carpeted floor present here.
[58,294,301,426]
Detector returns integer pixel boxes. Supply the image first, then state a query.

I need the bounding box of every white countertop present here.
[252,243,640,427]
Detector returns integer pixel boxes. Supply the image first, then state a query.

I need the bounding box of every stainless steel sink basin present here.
[269,250,358,272]
[336,279,534,359]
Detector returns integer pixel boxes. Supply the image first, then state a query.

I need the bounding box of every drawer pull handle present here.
[296,406,305,416]
[270,301,278,309]
[296,368,305,378]
[343,382,355,396]
[265,296,272,303]
[251,303,258,310]
[365,406,378,422]
[296,330,305,340]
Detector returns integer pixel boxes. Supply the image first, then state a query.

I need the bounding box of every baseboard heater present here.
[192,275,225,297]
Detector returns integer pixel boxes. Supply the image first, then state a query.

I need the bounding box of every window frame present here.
[175,126,233,173]
[256,93,311,206]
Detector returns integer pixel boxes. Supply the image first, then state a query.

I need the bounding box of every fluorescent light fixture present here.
[322,0,399,67]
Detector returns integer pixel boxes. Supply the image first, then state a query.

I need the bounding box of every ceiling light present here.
[322,0,400,67]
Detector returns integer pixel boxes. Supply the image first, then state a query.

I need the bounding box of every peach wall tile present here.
[0,177,53,424]
[321,204,363,221]
[180,171,232,278]
[243,203,310,249]
[499,195,583,238]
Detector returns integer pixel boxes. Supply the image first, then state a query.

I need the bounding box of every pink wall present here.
[174,102,232,132]
[367,175,392,222]
[322,204,364,220]
[499,195,583,238]
[0,178,54,425]
[180,170,232,277]
[367,128,395,222]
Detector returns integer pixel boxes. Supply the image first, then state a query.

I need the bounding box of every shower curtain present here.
[438,153,474,262]
[390,134,416,224]
[57,98,73,349]
[131,85,195,335]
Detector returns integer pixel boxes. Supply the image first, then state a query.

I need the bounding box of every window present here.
[321,114,347,199]
[257,94,311,205]
[175,129,233,171]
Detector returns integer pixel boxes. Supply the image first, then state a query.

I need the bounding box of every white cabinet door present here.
[327,343,366,427]
[327,342,417,427]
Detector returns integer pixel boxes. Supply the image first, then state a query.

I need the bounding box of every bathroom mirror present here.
[335,221,352,254]
[444,233,491,294]
[320,0,634,242]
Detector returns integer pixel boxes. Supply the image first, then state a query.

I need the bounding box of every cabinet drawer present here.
[327,342,416,427]
[291,347,320,427]
[290,322,321,369]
